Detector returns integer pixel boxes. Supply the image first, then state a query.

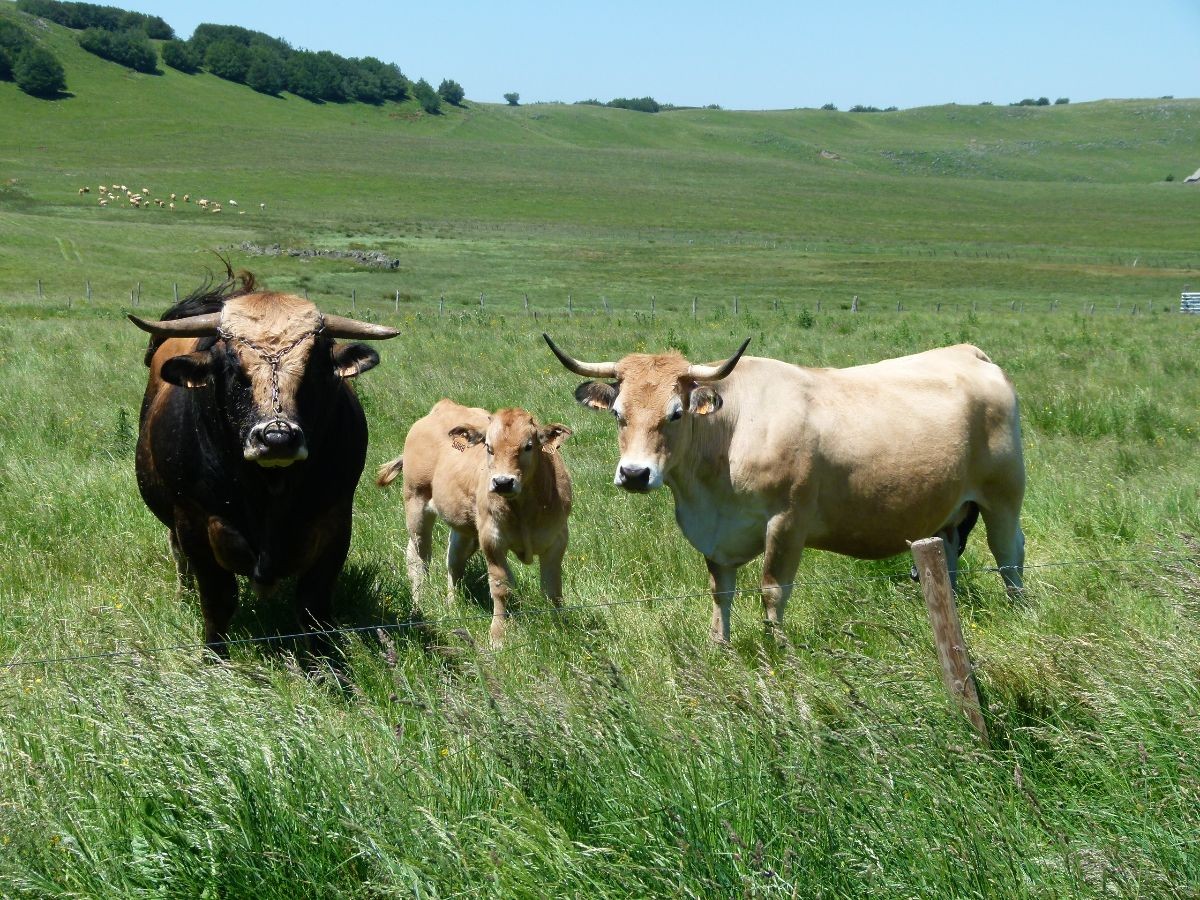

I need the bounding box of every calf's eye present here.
[485,445,494,455]
[668,408,683,422]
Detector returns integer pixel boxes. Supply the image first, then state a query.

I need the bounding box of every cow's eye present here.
[667,407,684,422]
[613,412,626,427]
[524,440,534,451]
[485,444,494,455]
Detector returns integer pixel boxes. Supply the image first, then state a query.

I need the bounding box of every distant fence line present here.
[8,281,1191,320]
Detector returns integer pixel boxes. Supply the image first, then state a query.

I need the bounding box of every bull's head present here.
[544,333,749,492]
[448,408,571,497]
[130,293,399,467]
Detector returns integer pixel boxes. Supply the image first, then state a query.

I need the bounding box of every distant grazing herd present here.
[128,269,1026,653]
[78,183,265,214]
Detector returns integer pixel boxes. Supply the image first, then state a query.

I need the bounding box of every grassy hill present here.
[0,1,1197,313]
[2,4,1200,897]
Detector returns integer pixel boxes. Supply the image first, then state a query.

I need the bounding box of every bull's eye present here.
[667,407,684,422]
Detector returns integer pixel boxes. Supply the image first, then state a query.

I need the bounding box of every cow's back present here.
[403,399,488,529]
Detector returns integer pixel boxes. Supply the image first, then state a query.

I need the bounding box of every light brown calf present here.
[377,399,573,645]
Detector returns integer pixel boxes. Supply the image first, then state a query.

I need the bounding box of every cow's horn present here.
[687,338,751,382]
[322,315,401,340]
[127,312,221,337]
[542,333,618,379]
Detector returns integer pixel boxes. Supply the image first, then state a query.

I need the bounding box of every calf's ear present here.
[160,352,212,389]
[575,381,617,411]
[448,426,485,452]
[332,343,380,378]
[689,387,723,416]
[538,424,573,451]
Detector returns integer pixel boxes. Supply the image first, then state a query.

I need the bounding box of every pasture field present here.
[2,5,1200,897]
[2,304,1199,897]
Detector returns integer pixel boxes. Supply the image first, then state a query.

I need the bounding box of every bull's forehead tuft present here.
[489,408,538,444]
[220,292,323,348]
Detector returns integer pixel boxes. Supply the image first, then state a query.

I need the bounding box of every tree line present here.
[8,0,465,111]
[0,17,66,97]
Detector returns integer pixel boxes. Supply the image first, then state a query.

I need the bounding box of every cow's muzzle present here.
[489,474,521,495]
[245,419,309,467]
[615,463,657,492]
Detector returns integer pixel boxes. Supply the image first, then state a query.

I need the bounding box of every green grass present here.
[2,5,1200,897]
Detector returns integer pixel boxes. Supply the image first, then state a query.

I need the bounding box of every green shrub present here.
[160,39,200,74]
[245,47,287,95]
[13,44,66,97]
[413,77,440,113]
[77,27,158,74]
[608,96,659,113]
[503,91,519,106]
[204,39,250,83]
[438,78,464,106]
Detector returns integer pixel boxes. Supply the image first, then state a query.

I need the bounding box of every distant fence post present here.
[395,290,400,313]
[733,295,739,316]
[650,295,655,315]
[851,295,859,313]
[691,296,697,319]
[37,279,42,300]
[173,282,179,302]
[439,294,444,317]
[568,294,573,317]
[85,280,91,302]
[602,295,609,315]
[524,293,529,316]
[352,288,357,313]
[910,537,989,742]
[480,292,485,310]
[136,282,141,305]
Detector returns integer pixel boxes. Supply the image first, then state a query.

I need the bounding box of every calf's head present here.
[449,408,571,496]
[131,292,399,467]
[543,333,749,492]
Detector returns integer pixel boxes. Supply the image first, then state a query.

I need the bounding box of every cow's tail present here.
[376,456,404,487]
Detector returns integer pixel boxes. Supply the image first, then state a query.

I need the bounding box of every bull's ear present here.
[332,343,380,378]
[689,386,723,416]
[448,426,484,452]
[160,352,212,389]
[538,423,572,451]
[575,381,617,411]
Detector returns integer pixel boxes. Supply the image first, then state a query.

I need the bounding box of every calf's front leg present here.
[482,542,515,647]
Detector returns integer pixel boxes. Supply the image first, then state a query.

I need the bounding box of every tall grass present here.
[2,306,1198,896]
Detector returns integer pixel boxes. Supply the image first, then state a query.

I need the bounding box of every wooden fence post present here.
[733,295,739,316]
[86,280,91,302]
[439,294,445,317]
[910,537,989,742]
[480,291,485,309]
[173,282,179,302]
[602,295,609,315]
[37,279,42,300]
[352,288,357,313]
[650,295,655,315]
[692,296,697,319]
[395,289,400,313]
[851,295,859,313]
[568,294,573,317]
[524,293,529,315]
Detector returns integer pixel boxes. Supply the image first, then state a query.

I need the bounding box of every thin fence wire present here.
[3,549,1194,672]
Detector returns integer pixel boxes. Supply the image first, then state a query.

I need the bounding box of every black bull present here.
[130,273,399,652]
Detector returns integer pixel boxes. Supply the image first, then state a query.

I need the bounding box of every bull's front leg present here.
[705,558,737,645]
[481,542,515,648]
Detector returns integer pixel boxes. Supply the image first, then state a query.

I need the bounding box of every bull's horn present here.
[687,338,751,382]
[127,312,221,337]
[542,333,618,379]
[322,315,401,340]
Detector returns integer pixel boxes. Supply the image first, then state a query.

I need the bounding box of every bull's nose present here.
[490,474,518,494]
[257,420,299,449]
[617,464,651,490]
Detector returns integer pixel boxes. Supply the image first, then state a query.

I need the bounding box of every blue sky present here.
[120,0,1199,110]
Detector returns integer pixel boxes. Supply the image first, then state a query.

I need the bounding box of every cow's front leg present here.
[705,558,737,645]
[293,512,352,657]
[482,542,514,648]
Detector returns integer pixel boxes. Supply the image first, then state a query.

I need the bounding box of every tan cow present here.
[377,400,573,645]
[545,335,1025,644]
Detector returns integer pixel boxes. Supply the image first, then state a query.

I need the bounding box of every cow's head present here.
[449,407,571,497]
[130,292,399,468]
[544,333,749,492]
